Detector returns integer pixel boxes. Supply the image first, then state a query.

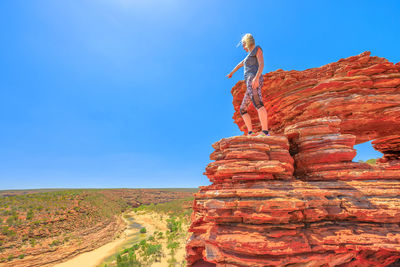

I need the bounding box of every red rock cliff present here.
[186,52,400,267]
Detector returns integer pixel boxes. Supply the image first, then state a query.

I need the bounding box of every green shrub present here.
[6,216,15,226]
[140,227,146,233]
[2,227,16,237]
[139,239,147,247]
[1,226,9,235]
[29,238,36,247]
[167,216,181,233]
[167,241,179,251]
[49,240,61,247]
[116,253,122,264]
[26,209,34,220]
[145,243,161,256]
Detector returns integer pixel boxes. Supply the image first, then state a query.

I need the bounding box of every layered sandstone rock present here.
[372,136,400,170]
[187,52,400,266]
[284,117,400,181]
[188,179,400,266]
[205,135,294,185]
[231,51,400,144]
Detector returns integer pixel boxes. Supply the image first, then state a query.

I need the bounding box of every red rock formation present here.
[231,51,400,144]
[186,52,400,266]
[373,136,400,170]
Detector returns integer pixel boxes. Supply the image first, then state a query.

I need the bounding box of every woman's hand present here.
[226,72,233,78]
[252,76,259,88]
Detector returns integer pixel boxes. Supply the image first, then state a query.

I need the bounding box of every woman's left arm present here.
[252,47,264,88]
[255,48,264,80]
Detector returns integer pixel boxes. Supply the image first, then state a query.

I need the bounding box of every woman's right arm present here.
[227,60,244,78]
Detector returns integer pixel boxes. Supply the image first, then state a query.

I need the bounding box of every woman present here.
[226,33,269,136]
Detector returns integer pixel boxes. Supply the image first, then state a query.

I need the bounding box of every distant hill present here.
[357,158,378,165]
[0,188,198,198]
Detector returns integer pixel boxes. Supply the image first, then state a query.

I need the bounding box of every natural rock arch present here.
[186,52,400,267]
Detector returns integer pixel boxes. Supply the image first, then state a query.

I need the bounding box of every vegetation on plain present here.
[108,197,193,267]
[0,189,129,263]
[0,188,195,264]
[358,158,378,165]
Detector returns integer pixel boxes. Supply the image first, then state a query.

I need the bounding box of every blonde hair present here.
[237,33,255,49]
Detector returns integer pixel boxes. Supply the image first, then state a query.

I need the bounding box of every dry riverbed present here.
[53,210,140,267]
[53,209,189,267]
[98,210,189,267]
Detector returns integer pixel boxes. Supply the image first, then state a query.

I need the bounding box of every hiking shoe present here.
[258,130,270,137]
[247,131,257,136]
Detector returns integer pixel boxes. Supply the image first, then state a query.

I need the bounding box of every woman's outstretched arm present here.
[226,60,244,78]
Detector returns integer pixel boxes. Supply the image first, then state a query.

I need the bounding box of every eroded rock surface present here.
[231,51,400,144]
[186,52,400,267]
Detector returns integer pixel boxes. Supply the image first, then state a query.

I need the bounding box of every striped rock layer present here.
[231,51,400,144]
[186,52,400,267]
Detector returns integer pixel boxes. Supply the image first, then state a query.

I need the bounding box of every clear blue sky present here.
[0,1,399,190]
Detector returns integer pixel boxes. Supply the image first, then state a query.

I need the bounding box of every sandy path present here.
[54,211,137,267]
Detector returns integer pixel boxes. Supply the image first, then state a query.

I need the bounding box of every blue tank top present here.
[244,45,262,79]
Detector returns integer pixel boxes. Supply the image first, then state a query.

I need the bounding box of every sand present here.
[53,211,137,267]
[132,212,187,267]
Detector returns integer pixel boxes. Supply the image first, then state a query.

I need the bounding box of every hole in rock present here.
[352,140,383,166]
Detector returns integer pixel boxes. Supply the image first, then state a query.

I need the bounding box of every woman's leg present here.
[242,113,253,133]
[250,75,268,131]
[240,86,253,134]
[257,106,268,131]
